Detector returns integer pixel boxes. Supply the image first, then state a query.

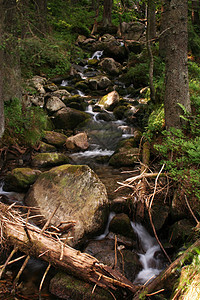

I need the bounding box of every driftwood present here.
[0,202,138,294]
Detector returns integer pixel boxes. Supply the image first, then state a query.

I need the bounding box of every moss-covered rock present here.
[4,168,41,192]
[25,164,109,246]
[31,153,70,168]
[39,141,57,153]
[43,131,68,147]
[109,146,139,167]
[53,107,91,130]
[113,105,129,119]
[97,91,120,110]
[50,272,113,300]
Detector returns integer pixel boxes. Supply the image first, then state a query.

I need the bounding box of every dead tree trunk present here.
[0,202,138,294]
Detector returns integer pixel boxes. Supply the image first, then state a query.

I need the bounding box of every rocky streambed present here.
[0,30,196,299]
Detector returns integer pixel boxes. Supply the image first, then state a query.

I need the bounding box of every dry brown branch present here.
[184,195,199,226]
[40,203,60,236]
[0,202,138,294]
[13,255,30,288]
[39,262,51,293]
[0,246,18,279]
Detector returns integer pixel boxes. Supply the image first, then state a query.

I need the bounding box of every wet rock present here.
[25,164,109,246]
[43,131,68,147]
[91,35,127,62]
[39,141,57,153]
[53,107,90,130]
[45,96,66,113]
[113,105,129,119]
[169,219,195,247]
[65,132,89,151]
[84,238,141,282]
[97,91,120,110]
[87,75,112,90]
[99,58,121,75]
[44,82,58,92]
[51,89,71,99]
[118,22,145,41]
[50,272,113,300]
[31,153,70,168]
[30,76,47,95]
[150,204,170,231]
[87,58,99,66]
[96,111,115,122]
[4,168,41,192]
[28,95,45,107]
[109,146,139,167]
[109,213,137,239]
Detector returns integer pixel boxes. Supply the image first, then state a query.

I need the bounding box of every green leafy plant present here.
[4,98,49,146]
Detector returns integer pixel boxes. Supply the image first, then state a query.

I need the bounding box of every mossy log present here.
[0,202,138,294]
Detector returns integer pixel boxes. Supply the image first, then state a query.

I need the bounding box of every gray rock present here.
[25,164,109,246]
[45,96,66,113]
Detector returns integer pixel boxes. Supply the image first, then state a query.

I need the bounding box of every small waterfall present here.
[131,222,164,284]
[95,212,116,240]
[90,50,104,60]
[61,80,69,86]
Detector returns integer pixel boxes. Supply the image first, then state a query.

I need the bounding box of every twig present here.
[13,255,30,288]
[40,203,60,236]
[146,288,165,296]
[114,235,117,268]
[0,246,18,279]
[184,195,199,226]
[39,262,51,293]
[0,255,26,268]
[148,164,165,210]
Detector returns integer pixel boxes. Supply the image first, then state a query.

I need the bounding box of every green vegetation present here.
[4,98,49,146]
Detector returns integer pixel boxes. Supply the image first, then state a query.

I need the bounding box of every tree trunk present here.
[147,0,156,103]
[164,0,191,129]
[0,1,4,138]
[103,0,113,27]
[191,0,200,25]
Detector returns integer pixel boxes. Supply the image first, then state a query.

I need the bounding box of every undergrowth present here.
[4,98,49,147]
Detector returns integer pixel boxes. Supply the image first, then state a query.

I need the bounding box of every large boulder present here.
[65,132,89,151]
[87,75,112,90]
[91,35,127,62]
[118,22,145,41]
[99,58,121,75]
[109,147,139,167]
[45,96,66,113]
[84,238,141,282]
[30,76,47,95]
[4,168,41,192]
[25,164,109,246]
[43,131,68,147]
[31,153,70,168]
[53,107,90,130]
[50,272,112,300]
[97,91,120,110]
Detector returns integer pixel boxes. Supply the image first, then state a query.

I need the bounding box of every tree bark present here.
[103,0,113,27]
[163,0,191,129]
[147,0,156,103]
[0,202,138,294]
[0,1,4,138]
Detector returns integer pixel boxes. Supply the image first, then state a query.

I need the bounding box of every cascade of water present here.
[131,222,164,284]
[90,50,104,60]
[95,211,116,240]
[61,80,69,86]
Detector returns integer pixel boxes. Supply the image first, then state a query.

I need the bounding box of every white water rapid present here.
[131,222,164,284]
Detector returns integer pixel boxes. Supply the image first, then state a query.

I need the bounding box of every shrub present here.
[4,98,49,146]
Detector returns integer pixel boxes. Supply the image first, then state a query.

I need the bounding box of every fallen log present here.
[133,238,200,300]
[0,202,138,294]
